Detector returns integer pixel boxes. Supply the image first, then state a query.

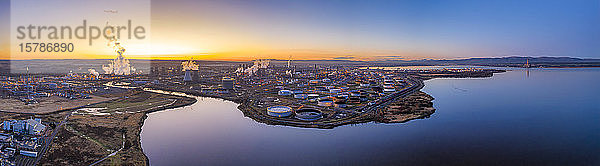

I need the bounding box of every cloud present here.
[377,55,405,59]
[332,56,355,60]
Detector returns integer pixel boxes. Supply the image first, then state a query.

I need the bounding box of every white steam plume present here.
[237,59,270,76]
[181,58,199,71]
[88,69,100,77]
[101,19,136,75]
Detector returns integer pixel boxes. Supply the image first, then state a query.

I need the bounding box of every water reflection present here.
[141,68,600,166]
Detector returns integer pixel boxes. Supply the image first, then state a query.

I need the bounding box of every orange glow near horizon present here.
[0,44,429,61]
[2,0,443,62]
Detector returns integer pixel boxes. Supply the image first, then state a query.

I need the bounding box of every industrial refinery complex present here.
[0,58,504,165]
[139,58,501,128]
[0,118,49,166]
[229,60,426,128]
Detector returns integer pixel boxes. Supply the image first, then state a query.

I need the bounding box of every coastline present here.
[133,91,199,166]
[38,69,506,165]
[133,79,437,164]
[137,92,200,165]
[68,67,599,166]
[143,76,430,130]
[136,100,198,165]
[139,69,505,131]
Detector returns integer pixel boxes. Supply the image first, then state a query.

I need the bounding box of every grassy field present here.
[39,90,197,166]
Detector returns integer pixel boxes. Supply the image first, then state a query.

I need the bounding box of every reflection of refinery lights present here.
[102,21,136,75]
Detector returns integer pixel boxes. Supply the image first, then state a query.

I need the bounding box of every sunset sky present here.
[1,0,599,61]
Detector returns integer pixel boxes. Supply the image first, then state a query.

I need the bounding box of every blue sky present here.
[1,0,599,60]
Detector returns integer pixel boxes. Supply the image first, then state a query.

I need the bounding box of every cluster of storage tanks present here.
[276,76,405,109]
[266,106,323,121]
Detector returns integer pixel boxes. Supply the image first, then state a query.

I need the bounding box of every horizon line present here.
[0,55,598,62]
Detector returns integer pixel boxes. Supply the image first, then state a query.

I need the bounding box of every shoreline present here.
[138,70,506,130]
[133,79,439,164]
[39,69,505,165]
[136,91,199,166]
[131,86,436,165]
[142,76,429,130]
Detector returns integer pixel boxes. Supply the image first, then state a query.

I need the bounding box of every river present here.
[140,68,600,165]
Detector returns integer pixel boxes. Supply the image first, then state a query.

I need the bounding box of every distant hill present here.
[364,56,600,68]
[426,56,600,64]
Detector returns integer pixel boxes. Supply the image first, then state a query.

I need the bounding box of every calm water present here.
[140,68,600,166]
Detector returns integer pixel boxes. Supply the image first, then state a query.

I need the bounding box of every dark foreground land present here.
[37,90,196,166]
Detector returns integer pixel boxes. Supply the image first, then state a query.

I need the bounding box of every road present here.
[33,111,73,165]
[89,133,126,166]
[329,76,424,126]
